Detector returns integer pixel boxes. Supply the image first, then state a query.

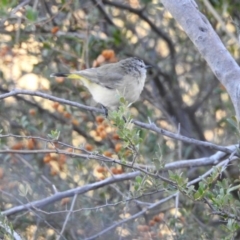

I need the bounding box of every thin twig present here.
[58,194,78,239]
[202,0,238,44]
[133,120,238,156]
[85,193,177,240]
[102,0,175,60]
[1,90,235,157]
[92,0,115,26]
[0,89,104,114]
[187,151,238,186]
[2,172,140,216]
[0,134,237,171]
[163,146,237,170]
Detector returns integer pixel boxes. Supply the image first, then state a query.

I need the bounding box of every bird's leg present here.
[122,115,127,123]
[101,105,108,118]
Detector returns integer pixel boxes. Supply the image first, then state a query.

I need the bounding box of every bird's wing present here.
[97,64,124,89]
[73,68,99,82]
[76,64,123,89]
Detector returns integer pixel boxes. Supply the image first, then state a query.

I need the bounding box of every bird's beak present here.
[145,65,152,69]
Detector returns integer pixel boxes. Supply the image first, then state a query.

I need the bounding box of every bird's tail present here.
[50,73,69,77]
[50,72,91,89]
[50,73,84,79]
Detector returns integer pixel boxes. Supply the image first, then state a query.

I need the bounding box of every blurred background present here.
[0,0,240,239]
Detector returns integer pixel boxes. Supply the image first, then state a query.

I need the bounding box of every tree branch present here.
[133,120,238,155]
[85,193,177,240]
[92,0,115,26]
[102,0,175,60]
[1,89,237,155]
[2,171,140,216]
[163,146,236,170]
[161,0,240,120]
[0,89,104,114]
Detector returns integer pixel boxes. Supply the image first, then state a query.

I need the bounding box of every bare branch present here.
[2,172,140,216]
[133,120,238,155]
[85,193,177,240]
[11,0,31,15]
[163,146,237,170]
[0,87,92,139]
[161,0,240,120]
[0,147,174,184]
[0,89,104,114]
[2,90,233,158]
[0,134,237,171]
[102,0,175,60]
[58,194,77,239]
[202,0,239,44]
[187,150,238,186]
[92,0,115,26]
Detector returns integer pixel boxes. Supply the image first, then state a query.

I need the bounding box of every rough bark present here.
[161,0,240,120]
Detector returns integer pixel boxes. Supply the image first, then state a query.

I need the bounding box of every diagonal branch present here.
[0,90,237,156]
[2,172,140,216]
[163,146,237,170]
[133,120,239,155]
[0,89,104,114]
[92,0,115,26]
[0,86,95,140]
[85,193,177,240]
[102,0,175,60]
[161,0,240,120]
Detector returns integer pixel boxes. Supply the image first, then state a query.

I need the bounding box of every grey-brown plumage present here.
[51,57,150,109]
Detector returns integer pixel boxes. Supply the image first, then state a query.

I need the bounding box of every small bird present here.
[51,57,150,109]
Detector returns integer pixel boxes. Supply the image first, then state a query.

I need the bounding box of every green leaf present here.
[226,116,238,129]
[26,6,38,22]
[136,175,142,184]
[18,182,32,197]
[1,0,8,7]
[193,191,202,200]
[48,130,60,140]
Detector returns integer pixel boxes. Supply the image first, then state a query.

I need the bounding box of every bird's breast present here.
[87,82,119,108]
[117,74,146,103]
